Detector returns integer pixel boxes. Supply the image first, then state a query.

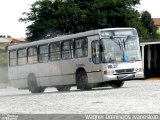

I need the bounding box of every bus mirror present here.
[100,44,103,52]
[92,51,96,57]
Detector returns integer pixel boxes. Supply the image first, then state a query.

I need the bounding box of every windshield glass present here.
[101,36,141,63]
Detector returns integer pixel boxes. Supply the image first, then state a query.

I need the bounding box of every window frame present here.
[61,40,73,60]
[74,37,88,58]
[49,42,61,61]
[38,44,49,63]
[17,48,27,65]
[9,50,17,66]
[27,46,38,64]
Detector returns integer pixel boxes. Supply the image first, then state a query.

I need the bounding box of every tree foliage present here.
[141,11,158,39]
[19,0,153,41]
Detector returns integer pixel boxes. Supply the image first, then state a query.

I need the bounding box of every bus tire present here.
[76,70,91,90]
[28,73,45,93]
[109,81,124,88]
[56,85,71,92]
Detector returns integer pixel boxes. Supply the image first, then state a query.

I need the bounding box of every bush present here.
[0,49,7,66]
[0,49,8,83]
[157,29,160,34]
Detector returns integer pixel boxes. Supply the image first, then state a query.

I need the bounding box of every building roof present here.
[153,18,160,26]
[0,38,11,43]
[0,37,26,49]
[5,37,25,42]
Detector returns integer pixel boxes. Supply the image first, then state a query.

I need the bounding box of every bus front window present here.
[101,36,141,63]
[124,36,141,61]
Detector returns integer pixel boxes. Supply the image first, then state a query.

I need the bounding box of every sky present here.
[137,0,160,18]
[0,0,160,39]
[0,0,37,38]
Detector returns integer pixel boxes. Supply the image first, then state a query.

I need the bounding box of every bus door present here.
[88,36,103,83]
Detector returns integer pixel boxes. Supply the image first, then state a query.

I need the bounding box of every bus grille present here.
[115,69,134,74]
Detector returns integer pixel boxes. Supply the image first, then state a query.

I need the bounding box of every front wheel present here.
[76,70,91,90]
[109,81,124,88]
[56,85,71,92]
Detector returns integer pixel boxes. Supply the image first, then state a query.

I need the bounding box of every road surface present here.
[0,80,160,114]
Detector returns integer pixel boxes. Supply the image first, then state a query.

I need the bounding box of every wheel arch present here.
[75,67,87,77]
[75,67,91,90]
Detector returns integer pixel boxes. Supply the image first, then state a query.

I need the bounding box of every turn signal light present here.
[104,70,107,75]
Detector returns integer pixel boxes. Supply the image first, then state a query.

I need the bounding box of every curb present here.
[146,78,160,80]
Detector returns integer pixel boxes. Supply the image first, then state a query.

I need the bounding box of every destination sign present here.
[100,29,137,37]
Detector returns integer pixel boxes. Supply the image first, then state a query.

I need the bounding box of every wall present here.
[0,65,8,83]
[0,50,8,83]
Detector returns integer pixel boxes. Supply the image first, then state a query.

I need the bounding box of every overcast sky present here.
[137,0,160,18]
[0,0,160,38]
[0,0,36,38]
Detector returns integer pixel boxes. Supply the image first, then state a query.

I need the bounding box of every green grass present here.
[0,50,7,66]
[0,83,12,88]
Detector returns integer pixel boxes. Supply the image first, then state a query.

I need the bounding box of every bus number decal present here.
[107,64,118,69]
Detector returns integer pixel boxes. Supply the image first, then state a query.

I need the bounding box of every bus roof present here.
[8,27,134,50]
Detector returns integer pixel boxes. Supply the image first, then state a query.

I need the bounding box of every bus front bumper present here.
[103,72,144,81]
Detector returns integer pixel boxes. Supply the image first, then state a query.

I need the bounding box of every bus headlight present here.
[107,70,115,75]
[135,68,143,72]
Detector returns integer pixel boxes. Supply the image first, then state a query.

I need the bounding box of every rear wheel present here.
[76,70,91,90]
[56,85,71,92]
[28,73,45,93]
[109,81,124,88]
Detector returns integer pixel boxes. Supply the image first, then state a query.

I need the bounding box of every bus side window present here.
[28,47,38,64]
[17,48,27,65]
[9,50,17,66]
[74,38,88,58]
[91,41,101,64]
[61,40,73,60]
[49,42,61,61]
[38,44,49,63]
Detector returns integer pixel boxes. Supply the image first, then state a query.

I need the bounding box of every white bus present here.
[8,28,144,93]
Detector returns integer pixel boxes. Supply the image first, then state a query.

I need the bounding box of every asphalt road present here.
[0,80,160,114]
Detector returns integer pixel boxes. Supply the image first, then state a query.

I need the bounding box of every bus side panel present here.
[8,66,18,87]
[9,66,29,89]
[49,61,69,86]
[17,65,29,88]
[37,62,50,87]
[61,59,76,85]
[25,64,38,86]
[8,67,18,81]
[16,64,39,89]
[59,75,75,86]
[73,57,92,81]
[11,79,28,89]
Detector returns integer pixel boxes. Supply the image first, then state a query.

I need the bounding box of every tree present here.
[141,11,158,39]
[20,0,147,41]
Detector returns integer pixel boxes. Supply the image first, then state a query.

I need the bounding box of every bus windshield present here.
[101,36,141,63]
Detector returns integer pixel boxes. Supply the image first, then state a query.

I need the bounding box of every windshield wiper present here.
[122,39,126,49]
[110,36,128,62]
[110,36,122,50]
[123,35,135,49]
